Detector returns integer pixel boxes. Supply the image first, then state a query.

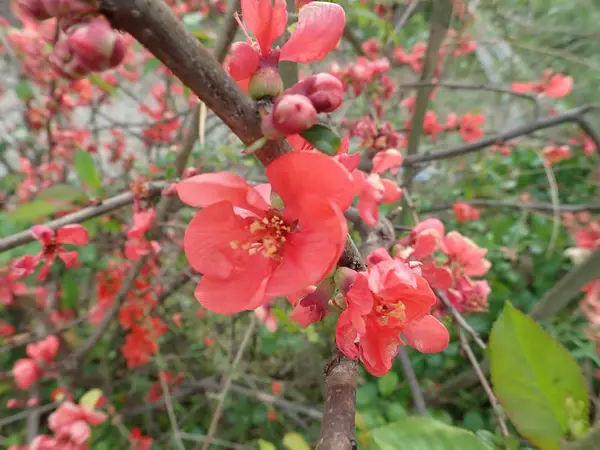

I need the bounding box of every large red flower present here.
[226,0,345,88]
[336,253,449,376]
[177,152,354,314]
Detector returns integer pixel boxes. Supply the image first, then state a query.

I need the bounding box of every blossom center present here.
[231,211,295,259]
[373,297,406,327]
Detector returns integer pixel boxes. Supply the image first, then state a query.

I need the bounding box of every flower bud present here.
[248,67,284,100]
[306,73,344,113]
[334,267,357,295]
[12,359,42,391]
[66,19,126,72]
[49,39,90,79]
[272,94,317,135]
[182,167,199,179]
[17,0,97,21]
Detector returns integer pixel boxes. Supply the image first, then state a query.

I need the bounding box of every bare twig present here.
[202,317,256,450]
[458,329,509,437]
[0,181,167,253]
[422,199,600,214]
[401,0,453,224]
[403,105,596,166]
[179,433,252,449]
[436,290,486,349]
[157,353,186,450]
[398,346,428,415]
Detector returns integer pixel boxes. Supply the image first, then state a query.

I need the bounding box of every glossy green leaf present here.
[258,440,276,450]
[282,432,310,450]
[300,124,341,155]
[74,148,102,193]
[489,302,589,449]
[378,371,399,397]
[371,417,493,450]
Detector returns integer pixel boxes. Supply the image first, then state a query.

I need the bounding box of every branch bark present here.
[403,105,596,166]
[0,181,167,253]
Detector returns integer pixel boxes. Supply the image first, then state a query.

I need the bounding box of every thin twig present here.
[539,155,560,256]
[0,181,167,253]
[398,346,428,415]
[157,353,186,450]
[422,199,600,214]
[458,328,509,437]
[403,105,596,166]
[179,433,252,450]
[436,290,486,349]
[201,317,257,450]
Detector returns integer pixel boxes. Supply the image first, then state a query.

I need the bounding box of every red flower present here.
[336,254,449,376]
[453,202,481,223]
[177,151,354,314]
[226,0,345,90]
[31,224,89,280]
[512,70,573,98]
[543,144,571,165]
[354,171,402,227]
[458,113,485,142]
[372,149,404,174]
[442,231,491,278]
[131,427,153,450]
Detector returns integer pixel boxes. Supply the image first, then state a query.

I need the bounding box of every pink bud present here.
[67,19,126,72]
[13,359,42,390]
[260,112,284,140]
[161,184,177,197]
[16,0,53,20]
[17,0,97,21]
[272,94,317,135]
[50,39,90,80]
[334,267,357,295]
[306,73,344,113]
[27,397,40,407]
[182,167,199,179]
[7,398,20,409]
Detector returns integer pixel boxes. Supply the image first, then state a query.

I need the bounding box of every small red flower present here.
[354,171,402,227]
[512,70,573,98]
[543,144,571,165]
[177,151,354,314]
[453,202,481,223]
[336,253,449,376]
[31,224,89,280]
[458,113,485,142]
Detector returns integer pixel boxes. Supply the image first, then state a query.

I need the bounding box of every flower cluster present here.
[12,335,59,390]
[16,0,127,80]
[396,219,492,313]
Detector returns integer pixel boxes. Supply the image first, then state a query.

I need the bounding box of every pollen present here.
[230,211,295,260]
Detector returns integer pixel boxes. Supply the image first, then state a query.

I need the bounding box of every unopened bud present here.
[17,0,97,21]
[50,39,90,79]
[182,167,199,179]
[272,94,317,135]
[67,19,126,72]
[306,73,344,113]
[334,267,357,295]
[248,67,284,100]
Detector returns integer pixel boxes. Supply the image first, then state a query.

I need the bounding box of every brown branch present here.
[422,199,600,214]
[0,181,167,253]
[397,346,428,415]
[403,105,596,166]
[400,0,453,224]
[399,81,541,117]
[316,348,360,450]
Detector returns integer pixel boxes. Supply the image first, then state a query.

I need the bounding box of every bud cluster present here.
[16,0,126,80]
[260,73,345,139]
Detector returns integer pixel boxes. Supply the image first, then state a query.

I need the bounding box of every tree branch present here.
[422,199,600,214]
[0,181,167,253]
[404,105,596,166]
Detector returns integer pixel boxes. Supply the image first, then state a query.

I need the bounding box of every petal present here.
[183,201,253,278]
[58,251,79,268]
[242,0,287,55]
[335,309,360,359]
[372,149,404,174]
[403,315,449,353]
[280,2,345,63]
[177,172,270,212]
[265,199,347,297]
[380,179,402,203]
[345,272,373,315]
[31,225,54,245]
[359,318,400,376]
[511,81,536,93]
[193,255,273,314]
[358,192,379,227]
[266,151,354,215]
[56,224,89,245]
[545,74,573,98]
[226,42,260,81]
[253,183,272,205]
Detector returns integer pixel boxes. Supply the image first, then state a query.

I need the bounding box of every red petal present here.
[193,255,273,314]
[545,74,573,98]
[58,251,79,268]
[280,1,345,63]
[265,199,347,297]
[359,318,400,376]
[380,179,402,203]
[403,315,449,353]
[226,42,260,81]
[241,0,288,55]
[266,151,354,215]
[372,149,404,174]
[30,225,54,246]
[511,81,536,93]
[177,172,269,212]
[335,309,360,359]
[183,201,253,278]
[56,224,89,245]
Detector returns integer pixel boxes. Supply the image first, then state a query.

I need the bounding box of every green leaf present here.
[89,75,117,96]
[79,388,103,409]
[38,184,88,204]
[258,440,276,450]
[489,302,589,449]
[282,432,310,450]
[300,124,341,155]
[61,272,79,310]
[371,417,493,450]
[16,79,33,100]
[9,201,67,224]
[378,371,399,397]
[143,57,162,74]
[74,148,102,193]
